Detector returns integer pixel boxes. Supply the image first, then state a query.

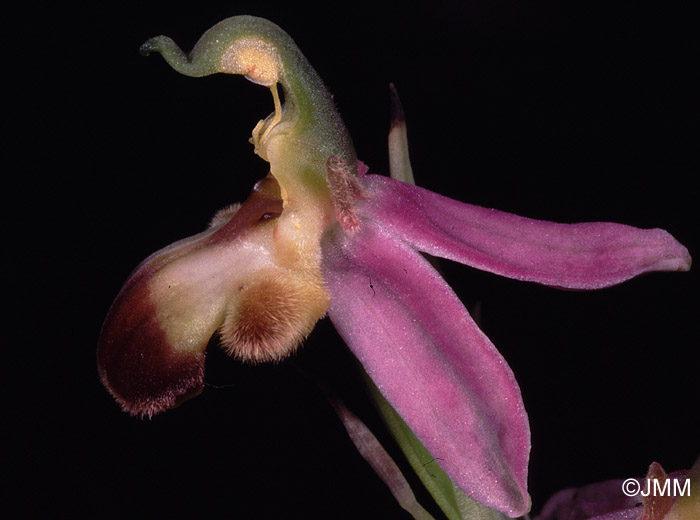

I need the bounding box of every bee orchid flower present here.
[97,15,691,518]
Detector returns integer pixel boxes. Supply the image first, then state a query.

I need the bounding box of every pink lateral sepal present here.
[321,219,531,517]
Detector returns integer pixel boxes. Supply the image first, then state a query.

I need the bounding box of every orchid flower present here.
[97,15,691,519]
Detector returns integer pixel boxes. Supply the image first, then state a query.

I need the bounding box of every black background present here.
[12,2,698,519]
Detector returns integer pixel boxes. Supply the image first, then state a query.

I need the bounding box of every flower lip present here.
[97,176,284,418]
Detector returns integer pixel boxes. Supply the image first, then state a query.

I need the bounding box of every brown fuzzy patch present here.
[219,273,329,362]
